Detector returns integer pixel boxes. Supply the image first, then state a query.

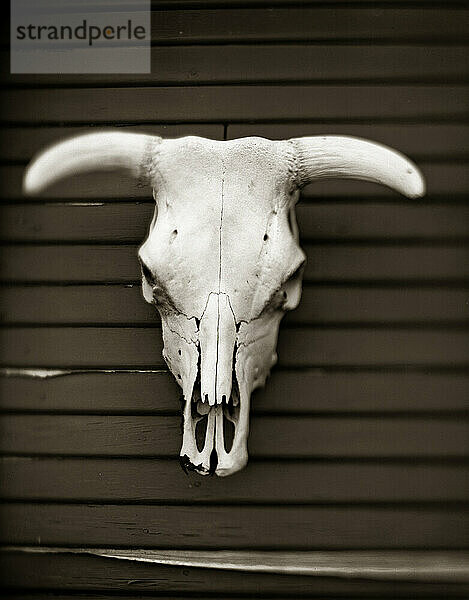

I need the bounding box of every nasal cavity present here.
[209,448,218,475]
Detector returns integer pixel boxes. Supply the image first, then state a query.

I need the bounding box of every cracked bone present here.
[23,132,425,476]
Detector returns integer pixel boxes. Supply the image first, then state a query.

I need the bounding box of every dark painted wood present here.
[2,457,468,503]
[6,595,459,600]
[302,244,469,282]
[159,0,469,4]
[147,9,469,43]
[0,595,345,600]
[4,8,467,45]
[1,504,468,548]
[6,548,468,582]
[7,595,441,600]
[1,414,468,457]
[2,202,469,242]
[2,285,468,325]
[23,0,469,5]
[2,86,467,123]
[2,163,468,199]
[1,371,468,413]
[2,245,468,283]
[2,552,468,596]
[157,0,469,4]
[0,596,448,600]
[2,327,469,368]
[3,45,468,85]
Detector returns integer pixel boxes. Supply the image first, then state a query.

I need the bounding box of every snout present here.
[180,292,250,476]
[162,293,283,477]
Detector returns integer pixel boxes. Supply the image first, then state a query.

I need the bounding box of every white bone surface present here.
[23,132,425,476]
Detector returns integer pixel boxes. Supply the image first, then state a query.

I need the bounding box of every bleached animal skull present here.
[24,132,425,476]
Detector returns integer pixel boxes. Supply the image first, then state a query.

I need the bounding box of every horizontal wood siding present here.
[2,285,468,324]
[2,414,468,457]
[1,124,468,160]
[2,244,468,283]
[2,551,469,597]
[2,327,469,367]
[2,504,469,548]
[2,86,468,123]
[2,457,468,502]
[1,3,468,597]
[2,203,469,241]
[3,45,469,85]
[1,371,468,413]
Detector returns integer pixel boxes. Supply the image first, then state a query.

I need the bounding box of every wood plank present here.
[4,594,466,600]
[297,203,469,240]
[1,414,468,457]
[146,9,469,43]
[2,457,468,503]
[2,285,468,325]
[2,124,468,163]
[159,0,469,4]
[1,327,468,368]
[2,86,467,124]
[0,595,327,600]
[155,0,469,6]
[2,244,468,283]
[228,123,469,159]
[1,503,468,548]
[4,8,466,45]
[0,125,224,162]
[2,163,468,199]
[158,0,469,3]
[2,552,468,597]
[3,45,468,86]
[304,244,469,282]
[1,371,468,413]
[0,595,464,600]
[12,0,467,6]
[0,592,456,600]
[2,202,469,242]
[157,0,469,4]
[0,595,315,600]
[5,547,469,582]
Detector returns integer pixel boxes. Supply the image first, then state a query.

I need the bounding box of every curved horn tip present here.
[21,130,159,197]
[290,135,426,199]
[23,168,41,196]
[404,166,426,199]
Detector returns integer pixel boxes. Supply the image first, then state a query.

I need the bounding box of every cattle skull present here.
[24,132,425,476]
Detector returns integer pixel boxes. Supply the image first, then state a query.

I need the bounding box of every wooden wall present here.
[1,1,469,597]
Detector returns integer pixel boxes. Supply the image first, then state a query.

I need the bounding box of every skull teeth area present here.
[180,369,248,477]
[192,375,240,456]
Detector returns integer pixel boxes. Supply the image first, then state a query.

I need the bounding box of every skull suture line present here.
[24,133,425,476]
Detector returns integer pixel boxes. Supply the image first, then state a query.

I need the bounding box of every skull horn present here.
[290,136,425,198]
[23,131,160,195]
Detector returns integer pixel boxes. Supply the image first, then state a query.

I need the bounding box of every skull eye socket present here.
[284,260,305,286]
[269,260,305,310]
[139,259,155,285]
[139,257,176,311]
[280,260,305,309]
